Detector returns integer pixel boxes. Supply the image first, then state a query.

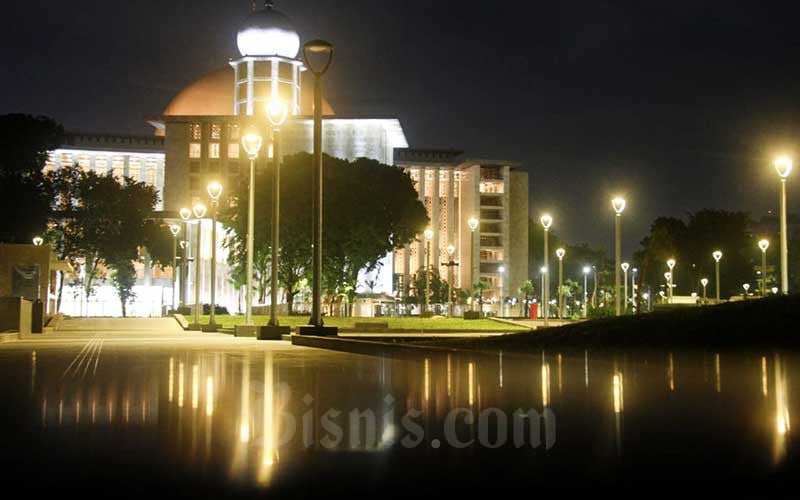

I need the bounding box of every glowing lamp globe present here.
[774,156,793,179]
[32,236,44,246]
[236,2,300,58]
[664,272,672,281]
[540,214,553,230]
[701,278,709,287]
[180,208,192,221]
[743,283,751,292]
[207,182,223,202]
[556,248,565,260]
[424,228,434,241]
[193,203,207,219]
[267,99,289,127]
[447,244,456,256]
[242,134,263,160]
[667,258,676,270]
[468,217,479,231]
[713,250,723,262]
[758,239,770,252]
[621,262,630,272]
[169,224,181,237]
[583,266,591,275]
[612,197,626,215]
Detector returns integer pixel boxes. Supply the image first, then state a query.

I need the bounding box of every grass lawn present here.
[195,314,527,331]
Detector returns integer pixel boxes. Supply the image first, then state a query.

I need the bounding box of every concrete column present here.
[246,60,254,116]
[233,62,240,115]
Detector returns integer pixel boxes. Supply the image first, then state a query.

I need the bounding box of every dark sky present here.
[2,0,800,254]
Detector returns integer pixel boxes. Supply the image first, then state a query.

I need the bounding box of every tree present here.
[409,270,449,306]
[0,114,64,175]
[221,152,427,315]
[519,280,535,312]
[108,259,137,317]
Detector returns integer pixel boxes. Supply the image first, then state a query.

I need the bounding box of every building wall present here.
[508,170,530,300]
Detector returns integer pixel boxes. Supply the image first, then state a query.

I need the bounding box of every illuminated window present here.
[189,143,201,159]
[145,167,157,186]
[60,152,73,167]
[228,143,240,159]
[111,157,125,179]
[77,154,92,171]
[95,156,108,176]
[128,157,142,181]
[210,124,222,140]
[190,123,202,141]
[229,124,240,141]
[209,143,220,159]
[44,153,56,173]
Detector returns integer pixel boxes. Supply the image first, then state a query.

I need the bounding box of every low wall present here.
[0,297,32,334]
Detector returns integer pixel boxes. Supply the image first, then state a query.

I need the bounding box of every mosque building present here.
[46,1,528,317]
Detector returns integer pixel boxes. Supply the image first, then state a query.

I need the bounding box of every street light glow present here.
[713,250,723,262]
[621,262,629,272]
[32,236,44,246]
[180,208,192,221]
[612,197,626,215]
[266,99,289,127]
[583,266,591,275]
[556,248,565,260]
[540,214,553,230]
[667,258,676,270]
[758,239,770,252]
[468,217,479,231]
[207,181,223,202]
[193,203,207,219]
[169,224,181,237]
[701,278,709,287]
[423,228,434,241]
[447,244,456,256]
[241,134,263,160]
[774,155,793,179]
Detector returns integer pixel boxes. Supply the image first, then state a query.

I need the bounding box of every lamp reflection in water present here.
[613,370,624,455]
[192,365,199,410]
[714,353,721,393]
[178,362,185,408]
[773,354,791,465]
[446,354,452,397]
[168,357,174,403]
[667,353,675,392]
[541,356,551,408]
[258,352,276,485]
[240,355,251,443]
[424,358,430,403]
[762,356,769,398]
[468,362,475,407]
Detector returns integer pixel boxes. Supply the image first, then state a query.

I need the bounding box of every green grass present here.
[194,314,527,331]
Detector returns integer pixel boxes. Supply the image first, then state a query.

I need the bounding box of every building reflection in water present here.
[714,353,721,393]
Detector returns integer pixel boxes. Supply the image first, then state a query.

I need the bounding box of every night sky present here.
[2,0,800,253]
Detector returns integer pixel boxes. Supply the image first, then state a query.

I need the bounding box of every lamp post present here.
[299,39,336,337]
[631,267,638,312]
[540,215,553,326]
[441,244,458,318]
[582,266,590,318]
[556,248,565,318]
[497,264,506,317]
[621,262,629,313]
[666,258,676,303]
[701,278,709,303]
[423,228,434,315]
[774,156,792,294]
[713,250,723,303]
[758,239,770,298]
[169,224,181,310]
[264,99,291,338]
[540,266,548,321]
[240,134,262,330]
[205,182,223,332]
[743,283,751,299]
[189,203,207,330]
[664,272,672,303]
[468,217,479,297]
[612,197,626,316]
[179,208,192,307]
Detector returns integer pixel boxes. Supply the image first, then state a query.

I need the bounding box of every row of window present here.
[189,143,240,160]
[190,123,241,142]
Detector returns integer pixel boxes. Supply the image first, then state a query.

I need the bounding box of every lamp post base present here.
[259,325,291,340]
[187,323,203,331]
[201,323,219,333]
[297,325,339,337]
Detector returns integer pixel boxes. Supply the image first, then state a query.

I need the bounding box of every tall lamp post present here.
[540,266,548,321]
[497,265,506,317]
[423,228,434,315]
[555,248,565,318]
[713,250,723,303]
[441,244,458,318]
[540,214,553,327]
[621,262,630,313]
[169,223,181,310]
[205,182,223,332]
[758,239,770,297]
[700,278,709,303]
[666,258,676,304]
[299,39,337,337]
[468,216,479,291]
[664,272,672,303]
[179,208,192,308]
[239,134,262,333]
[612,197,626,316]
[264,99,291,339]
[774,156,792,294]
[631,267,638,312]
[189,202,207,330]
[582,266,590,318]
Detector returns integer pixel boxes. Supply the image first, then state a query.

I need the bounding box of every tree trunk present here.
[56,270,64,313]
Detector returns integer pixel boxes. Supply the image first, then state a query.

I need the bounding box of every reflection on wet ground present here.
[1,335,799,495]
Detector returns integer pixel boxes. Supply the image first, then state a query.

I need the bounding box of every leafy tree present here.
[519,279,535,311]
[408,270,449,306]
[108,259,137,317]
[0,114,63,175]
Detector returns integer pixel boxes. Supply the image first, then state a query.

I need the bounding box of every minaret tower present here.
[230,1,305,116]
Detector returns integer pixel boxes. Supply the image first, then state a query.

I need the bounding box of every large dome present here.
[237,1,300,58]
[162,67,335,117]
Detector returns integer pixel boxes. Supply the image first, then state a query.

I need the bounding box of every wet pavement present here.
[0,320,798,496]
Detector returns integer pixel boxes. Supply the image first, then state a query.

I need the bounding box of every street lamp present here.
[169,223,181,310]
[664,272,672,302]
[468,217,479,294]
[424,228,434,315]
[758,239,770,298]
[32,236,44,246]
[774,156,792,294]
[179,207,192,308]
[205,182,223,332]
[631,267,638,312]
[497,264,506,317]
[713,250,723,303]
[700,278,709,303]
[240,133,262,330]
[666,258,676,303]
[621,262,630,312]
[265,98,291,338]
[299,38,336,337]
[582,266,591,318]
[540,266,548,322]
[441,244,459,318]
[189,202,207,330]
[743,283,751,299]
[612,197,626,316]
[556,248,565,319]
[540,214,553,326]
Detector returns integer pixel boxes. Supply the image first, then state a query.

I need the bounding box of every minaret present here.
[230,1,305,116]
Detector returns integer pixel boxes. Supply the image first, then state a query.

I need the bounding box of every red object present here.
[529,303,539,320]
